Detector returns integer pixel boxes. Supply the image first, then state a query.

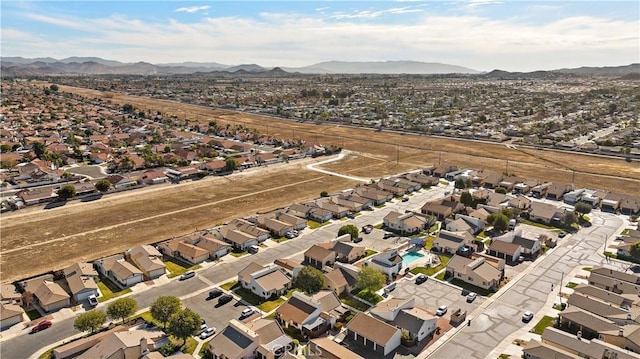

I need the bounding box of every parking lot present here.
[392,275,486,317]
[182,289,255,337]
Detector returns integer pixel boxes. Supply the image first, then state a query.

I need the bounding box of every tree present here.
[563,211,578,227]
[338,224,359,240]
[293,266,325,294]
[107,297,137,324]
[49,84,59,92]
[150,296,182,330]
[454,178,467,189]
[574,202,592,218]
[32,141,46,158]
[356,266,386,292]
[494,187,507,194]
[122,104,134,113]
[320,191,329,197]
[225,158,239,172]
[167,308,201,348]
[95,179,111,192]
[630,242,640,261]
[460,191,473,207]
[74,310,107,334]
[487,213,509,232]
[57,185,76,200]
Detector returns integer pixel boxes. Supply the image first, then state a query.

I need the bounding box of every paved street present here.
[2,181,451,359]
[421,209,626,359]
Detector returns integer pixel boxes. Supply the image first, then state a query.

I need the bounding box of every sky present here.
[1,1,638,72]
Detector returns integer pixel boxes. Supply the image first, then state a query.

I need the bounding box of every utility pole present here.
[558,271,564,306]
[396,144,400,164]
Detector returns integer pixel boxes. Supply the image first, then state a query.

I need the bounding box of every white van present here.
[248,245,260,254]
[508,219,517,231]
[180,270,196,280]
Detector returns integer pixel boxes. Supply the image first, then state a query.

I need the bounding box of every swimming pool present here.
[402,251,424,266]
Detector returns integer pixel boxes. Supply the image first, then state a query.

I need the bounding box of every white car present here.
[522,311,534,322]
[199,327,216,339]
[87,294,99,307]
[241,307,256,318]
[466,292,478,303]
[435,305,448,316]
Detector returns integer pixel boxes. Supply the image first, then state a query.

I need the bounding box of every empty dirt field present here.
[1,84,637,283]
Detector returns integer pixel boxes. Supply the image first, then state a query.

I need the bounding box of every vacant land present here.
[2,84,637,283]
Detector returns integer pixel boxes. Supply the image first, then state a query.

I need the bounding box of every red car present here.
[31,320,52,333]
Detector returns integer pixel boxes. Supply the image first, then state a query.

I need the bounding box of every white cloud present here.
[175,5,210,14]
[6,8,639,72]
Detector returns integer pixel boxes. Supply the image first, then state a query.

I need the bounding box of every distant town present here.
[0,69,639,359]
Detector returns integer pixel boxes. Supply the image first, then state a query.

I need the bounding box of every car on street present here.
[558,231,567,238]
[402,197,409,202]
[218,294,233,306]
[199,327,216,339]
[435,305,448,316]
[352,236,363,243]
[383,233,395,239]
[180,270,196,280]
[466,292,478,303]
[415,274,427,285]
[208,288,223,299]
[522,311,534,322]
[88,294,99,307]
[241,307,256,318]
[31,320,53,333]
[362,225,373,234]
[346,212,356,219]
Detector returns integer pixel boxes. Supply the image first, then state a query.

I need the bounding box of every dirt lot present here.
[1,84,637,283]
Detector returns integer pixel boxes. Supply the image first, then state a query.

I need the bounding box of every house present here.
[566,293,640,325]
[308,337,364,359]
[383,211,427,235]
[0,302,25,330]
[196,237,230,260]
[493,230,541,259]
[421,197,465,220]
[277,213,307,231]
[315,201,350,219]
[447,214,485,235]
[218,224,260,251]
[482,173,503,189]
[304,245,337,269]
[258,217,293,237]
[598,325,640,353]
[0,283,22,306]
[62,262,99,302]
[138,169,168,185]
[432,230,476,255]
[530,183,551,198]
[274,259,304,278]
[288,203,313,219]
[588,267,640,295]
[276,291,345,337]
[446,255,503,291]
[547,183,574,201]
[94,255,144,289]
[563,189,586,204]
[228,219,271,242]
[52,325,131,359]
[487,240,522,263]
[238,263,291,299]
[620,195,640,215]
[345,312,402,356]
[558,306,620,340]
[331,197,362,212]
[366,248,403,278]
[33,280,71,312]
[174,241,210,265]
[354,187,393,205]
[126,245,167,280]
[528,202,566,225]
[323,263,359,295]
[338,193,374,210]
[331,241,365,264]
[308,207,334,223]
[77,327,168,359]
[208,319,293,359]
[17,187,58,205]
[507,195,532,210]
[370,297,438,342]
[527,326,640,359]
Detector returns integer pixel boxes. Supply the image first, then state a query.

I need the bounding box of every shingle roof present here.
[346,312,400,346]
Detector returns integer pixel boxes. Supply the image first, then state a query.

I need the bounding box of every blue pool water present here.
[402,252,424,266]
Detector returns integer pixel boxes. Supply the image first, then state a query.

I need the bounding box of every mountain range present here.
[1,56,638,77]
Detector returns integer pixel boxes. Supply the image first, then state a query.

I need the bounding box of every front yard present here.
[233,287,286,312]
[164,258,201,279]
[410,254,451,277]
[531,315,557,335]
[340,294,372,311]
[449,278,495,297]
[97,278,132,302]
[307,220,329,229]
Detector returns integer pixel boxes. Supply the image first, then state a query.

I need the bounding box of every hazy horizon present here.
[1,1,638,72]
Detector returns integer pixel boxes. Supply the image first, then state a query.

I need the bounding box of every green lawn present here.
[531,316,557,335]
[410,254,451,276]
[582,267,592,272]
[340,296,371,311]
[258,297,285,312]
[164,259,202,279]
[565,282,578,289]
[131,311,164,327]
[449,278,495,297]
[38,349,54,359]
[374,204,386,208]
[428,223,440,233]
[519,219,557,230]
[373,223,384,229]
[230,250,248,258]
[97,278,132,302]
[364,249,378,257]
[424,236,436,250]
[199,342,210,358]
[220,280,239,291]
[307,220,328,229]
[622,229,631,235]
[169,336,198,355]
[435,272,446,280]
[355,289,383,304]
[25,309,43,320]
[272,236,288,243]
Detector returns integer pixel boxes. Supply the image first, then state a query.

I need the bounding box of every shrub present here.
[334,322,343,331]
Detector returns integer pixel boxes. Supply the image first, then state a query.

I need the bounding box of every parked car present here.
[218,294,233,305]
[383,233,395,239]
[362,225,373,234]
[402,197,409,202]
[352,236,363,243]
[88,294,99,307]
[466,292,478,303]
[522,311,534,322]
[435,305,448,316]
[200,323,208,332]
[199,327,216,339]
[558,231,567,238]
[346,212,355,219]
[31,320,53,333]
[180,270,196,280]
[415,274,427,285]
[208,288,223,299]
[248,245,260,254]
[241,307,256,318]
